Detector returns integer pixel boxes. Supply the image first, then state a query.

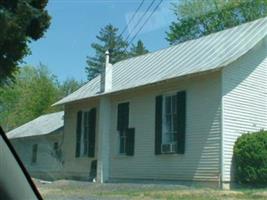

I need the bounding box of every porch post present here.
[96,96,111,183]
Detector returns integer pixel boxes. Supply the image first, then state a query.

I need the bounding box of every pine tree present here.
[129,40,149,58]
[86,24,128,80]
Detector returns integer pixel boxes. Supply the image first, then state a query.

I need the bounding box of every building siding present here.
[62,99,99,178]
[10,132,63,180]
[222,37,267,182]
[109,71,222,182]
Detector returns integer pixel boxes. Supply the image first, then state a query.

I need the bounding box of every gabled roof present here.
[7,111,64,139]
[54,17,267,106]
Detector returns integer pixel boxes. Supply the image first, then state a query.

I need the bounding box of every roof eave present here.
[54,67,223,106]
[8,126,63,140]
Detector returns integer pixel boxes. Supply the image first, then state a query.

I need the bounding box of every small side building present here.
[7,111,64,180]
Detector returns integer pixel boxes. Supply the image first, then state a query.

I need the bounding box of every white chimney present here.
[100,50,112,92]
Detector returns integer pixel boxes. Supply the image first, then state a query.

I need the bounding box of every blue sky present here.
[24,0,177,82]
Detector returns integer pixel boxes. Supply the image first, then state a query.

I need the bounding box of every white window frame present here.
[162,93,177,145]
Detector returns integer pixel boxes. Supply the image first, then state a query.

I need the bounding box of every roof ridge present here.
[114,16,267,66]
[36,111,64,118]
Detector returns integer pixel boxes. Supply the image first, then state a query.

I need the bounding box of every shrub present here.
[234,130,267,185]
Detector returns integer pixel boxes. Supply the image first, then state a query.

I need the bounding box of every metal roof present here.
[54,17,267,106]
[7,111,64,139]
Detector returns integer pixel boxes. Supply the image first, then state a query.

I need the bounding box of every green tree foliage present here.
[86,24,128,80]
[0,65,81,132]
[0,0,51,85]
[0,65,58,131]
[234,130,267,184]
[59,78,83,97]
[129,40,149,58]
[166,0,267,45]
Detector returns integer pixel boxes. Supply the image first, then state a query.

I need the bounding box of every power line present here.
[126,0,163,50]
[119,0,145,37]
[124,0,156,43]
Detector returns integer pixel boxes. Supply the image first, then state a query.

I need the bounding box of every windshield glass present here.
[1,0,267,199]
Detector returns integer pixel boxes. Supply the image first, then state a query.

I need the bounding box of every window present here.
[54,142,58,151]
[54,142,61,158]
[31,144,38,164]
[117,102,135,156]
[155,91,186,155]
[162,95,177,145]
[76,108,96,158]
[80,111,90,156]
[119,130,127,154]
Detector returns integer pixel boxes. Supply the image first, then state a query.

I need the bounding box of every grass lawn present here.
[35,179,267,200]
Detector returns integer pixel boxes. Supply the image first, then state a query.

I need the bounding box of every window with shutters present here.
[117,102,134,155]
[155,91,186,155]
[79,111,90,156]
[76,108,96,158]
[162,94,177,144]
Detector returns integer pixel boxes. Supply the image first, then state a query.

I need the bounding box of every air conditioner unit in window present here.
[161,143,177,154]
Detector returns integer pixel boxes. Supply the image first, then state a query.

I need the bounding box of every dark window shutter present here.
[126,128,135,156]
[83,112,89,155]
[176,91,186,154]
[155,95,162,155]
[88,108,96,157]
[117,102,129,130]
[75,111,82,157]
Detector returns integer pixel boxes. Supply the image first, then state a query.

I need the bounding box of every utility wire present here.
[124,0,156,43]
[119,0,145,38]
[125,0,163,51]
